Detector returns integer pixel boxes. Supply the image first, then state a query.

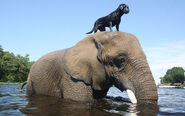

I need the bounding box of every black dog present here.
[86,4,129,34]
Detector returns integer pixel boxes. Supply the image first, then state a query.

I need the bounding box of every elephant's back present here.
[30,49,66,71]
[38,49,67,61]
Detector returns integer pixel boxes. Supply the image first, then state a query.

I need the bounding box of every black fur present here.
[86,4,129,34]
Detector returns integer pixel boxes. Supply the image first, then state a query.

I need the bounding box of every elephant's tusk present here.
[126,89,137,104]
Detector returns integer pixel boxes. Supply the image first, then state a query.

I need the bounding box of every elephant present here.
[25,32,158,104]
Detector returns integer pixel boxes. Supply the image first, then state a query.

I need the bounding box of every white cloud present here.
[144,39,185,84]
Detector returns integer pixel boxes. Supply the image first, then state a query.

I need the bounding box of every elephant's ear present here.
[63,37,106,90]
[92,38,105,64]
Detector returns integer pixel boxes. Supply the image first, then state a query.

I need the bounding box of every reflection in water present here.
[20,95,120,116]
[137,104,159,116]
[20,95,159,116]
[20,95,112,116]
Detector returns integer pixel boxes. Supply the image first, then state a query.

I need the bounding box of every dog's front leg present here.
[116,24,119,31]
[109,22,113,32]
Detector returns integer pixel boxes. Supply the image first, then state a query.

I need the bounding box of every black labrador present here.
[86,4,129,34]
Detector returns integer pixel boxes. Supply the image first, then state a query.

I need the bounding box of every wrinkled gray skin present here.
[26,32,158,104]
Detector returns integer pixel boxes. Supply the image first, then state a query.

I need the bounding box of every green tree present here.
[15,54,32,82]
[0,45,4,80]
[0,45,34,82]
[160,67,185,84]
[0,45,4,57]
[1,52,17,82]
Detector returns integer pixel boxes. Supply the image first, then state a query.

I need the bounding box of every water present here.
[0,84,185,116]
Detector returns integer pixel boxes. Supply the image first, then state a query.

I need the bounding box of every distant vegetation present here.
[0,45,34,83]
[160,67,185,84]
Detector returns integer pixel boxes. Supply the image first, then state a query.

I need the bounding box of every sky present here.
[0,0,185,84]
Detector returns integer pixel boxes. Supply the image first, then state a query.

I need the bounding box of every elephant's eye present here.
[113,56,126,68]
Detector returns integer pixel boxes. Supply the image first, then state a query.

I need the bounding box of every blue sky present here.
[0,0,185,83]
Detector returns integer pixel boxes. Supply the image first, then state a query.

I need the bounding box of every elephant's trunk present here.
[131,58,158,104]
[133,71,158,104]
[121,57,158,104]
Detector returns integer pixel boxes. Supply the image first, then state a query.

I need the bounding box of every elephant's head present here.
[63,32,158,104]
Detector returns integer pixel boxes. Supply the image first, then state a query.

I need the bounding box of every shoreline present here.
[158,85,179,88]
[0,82,23,84]
[158,85,185,89]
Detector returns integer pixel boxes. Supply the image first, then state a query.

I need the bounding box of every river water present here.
[0,84,185,116]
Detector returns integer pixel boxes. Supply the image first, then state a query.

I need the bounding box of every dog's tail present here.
[86,23,100,34]
[86,26,95,34]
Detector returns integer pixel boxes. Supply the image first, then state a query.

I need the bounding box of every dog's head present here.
[119,4,129,14]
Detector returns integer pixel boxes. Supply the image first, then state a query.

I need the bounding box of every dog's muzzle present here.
[124,7,129,14]
[123,5,129,14]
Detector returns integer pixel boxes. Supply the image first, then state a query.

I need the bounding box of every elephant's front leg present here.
[61,74,93,102]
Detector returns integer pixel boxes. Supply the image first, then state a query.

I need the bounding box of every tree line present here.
[160,67,185,84]
[0,45,34,82]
